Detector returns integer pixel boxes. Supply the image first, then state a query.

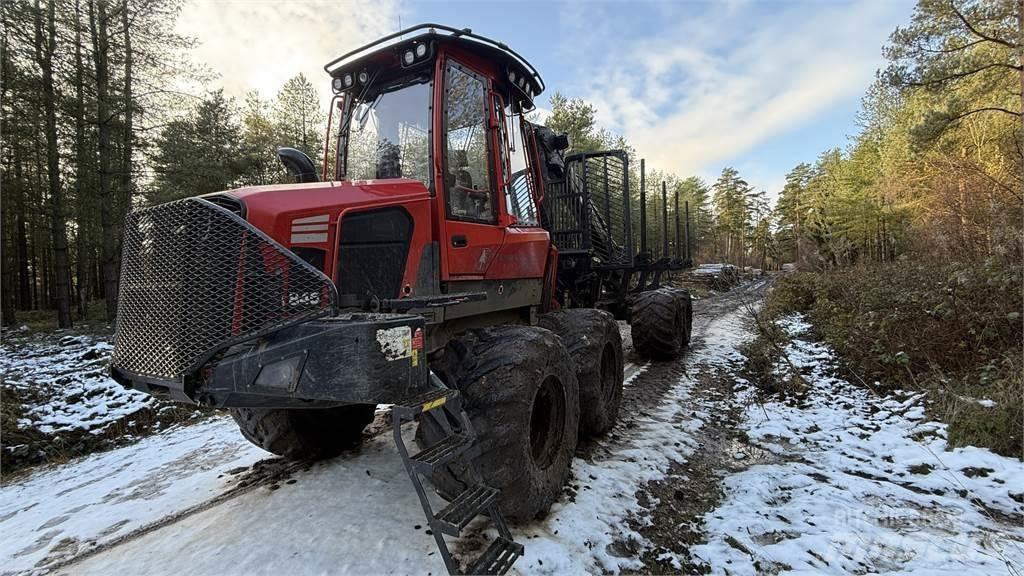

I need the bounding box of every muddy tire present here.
[631,288,685,359]
[539,309,624,436]
[229,404,376,460]
[417,326,579,521]
[664,287,694,347]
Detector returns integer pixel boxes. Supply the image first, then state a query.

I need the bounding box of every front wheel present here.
[229,404,376,460]
[417,326,580,521]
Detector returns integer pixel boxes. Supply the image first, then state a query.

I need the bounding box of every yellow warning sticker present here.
[421,397,446,412]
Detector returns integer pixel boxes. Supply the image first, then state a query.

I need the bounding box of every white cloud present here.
[176,0,400,108]
[564,0,905,188]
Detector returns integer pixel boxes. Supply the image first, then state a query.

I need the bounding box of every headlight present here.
[343,73,354,88]
[403,49,415,65]
[415,43,427,58]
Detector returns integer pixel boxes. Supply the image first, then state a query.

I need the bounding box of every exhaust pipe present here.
[277,147,319,183]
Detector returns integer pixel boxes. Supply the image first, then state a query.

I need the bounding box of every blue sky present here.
[179,0,914,201]
[404,0,914,198]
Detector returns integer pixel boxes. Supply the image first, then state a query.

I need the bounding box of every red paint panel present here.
[229,179,431,284]
[446,220,505,277]
[485,227,549,279]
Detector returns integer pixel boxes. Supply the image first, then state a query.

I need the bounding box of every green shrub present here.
[763,258,1023,459]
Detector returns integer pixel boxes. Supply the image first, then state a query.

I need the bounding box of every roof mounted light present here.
[399,41,432,68]
[343,73,354,88]
[358,70,369,84]
[332,77,344,92]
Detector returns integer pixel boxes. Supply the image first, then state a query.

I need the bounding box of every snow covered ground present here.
[0,418,267,573]
[1,330,204,476]
[3,291,1022,575]
[1,333,160,436]
[692,314,1024,575]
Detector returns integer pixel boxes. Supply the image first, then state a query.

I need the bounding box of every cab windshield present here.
[343,77,431,186]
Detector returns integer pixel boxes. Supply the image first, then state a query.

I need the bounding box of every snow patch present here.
[0,417,267,572]
[1,334,156,436]
[692,313,1024,574]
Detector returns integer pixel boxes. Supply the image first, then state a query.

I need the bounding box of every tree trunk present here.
[0,5,11,324]
[16,159,31,309]
[1018,1,1023,128]
[35,0,73,328]
[74,0,90,319]
[119,0,132,235]
[90,0,118,321]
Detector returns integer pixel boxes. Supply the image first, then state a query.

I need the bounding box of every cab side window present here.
[494,99,538,227]
[444,62,495,222]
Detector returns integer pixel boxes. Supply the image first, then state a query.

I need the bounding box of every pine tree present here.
[274,73,325,167]
[149,91,244,203]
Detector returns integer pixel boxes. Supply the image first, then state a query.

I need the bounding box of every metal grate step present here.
[434,484,499,537]
[463,536,523,576]
[409,434,473,474]
[392,387,459,419]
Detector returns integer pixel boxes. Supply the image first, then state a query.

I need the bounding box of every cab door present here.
[440,60,504,278]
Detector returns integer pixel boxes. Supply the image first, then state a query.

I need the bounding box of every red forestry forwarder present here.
[110,24,693,575]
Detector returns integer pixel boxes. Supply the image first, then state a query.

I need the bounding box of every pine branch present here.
[949,106,1021,120]
[914,37,986,54]
[949,0,1017,48]
[907,62,1022,87]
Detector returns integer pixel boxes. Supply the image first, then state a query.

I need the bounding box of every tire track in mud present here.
[40,460,299,573]
[578,277,774,572]
[578,278,771,461]
[48,279,771,574]
[625,278,773,574]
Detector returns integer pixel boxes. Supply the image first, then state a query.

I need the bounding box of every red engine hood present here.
[219,178,431,242]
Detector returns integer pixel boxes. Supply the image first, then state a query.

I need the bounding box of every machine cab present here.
[325,25,550,282]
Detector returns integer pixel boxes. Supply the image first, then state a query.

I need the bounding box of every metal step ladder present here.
[392,376,524,575]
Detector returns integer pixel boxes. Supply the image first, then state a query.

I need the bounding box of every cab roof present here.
[323,23,544,111]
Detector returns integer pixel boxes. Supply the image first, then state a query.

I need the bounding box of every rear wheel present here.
[417,325,579,521]
[631,288,685,359]
[229,404,376,460]
[664,287,693,347]
[539,309,624,436]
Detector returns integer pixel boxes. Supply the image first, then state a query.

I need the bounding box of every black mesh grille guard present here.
[111,198,337,382]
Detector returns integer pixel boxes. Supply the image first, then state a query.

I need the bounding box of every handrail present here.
[323,23,545,94]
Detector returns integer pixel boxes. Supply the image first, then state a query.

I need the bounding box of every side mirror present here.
[277,147,319,183]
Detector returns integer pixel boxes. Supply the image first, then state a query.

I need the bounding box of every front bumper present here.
[112,313,429,408]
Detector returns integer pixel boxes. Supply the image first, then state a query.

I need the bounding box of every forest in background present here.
[0,0,1021,333]
[1,0,327,329]
[746,0,1020,458]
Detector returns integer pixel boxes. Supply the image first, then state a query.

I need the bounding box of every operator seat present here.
[449,149,474,217]
[453,149,473,189]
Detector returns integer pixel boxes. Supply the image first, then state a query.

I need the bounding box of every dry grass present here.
[755,258,1022,459]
